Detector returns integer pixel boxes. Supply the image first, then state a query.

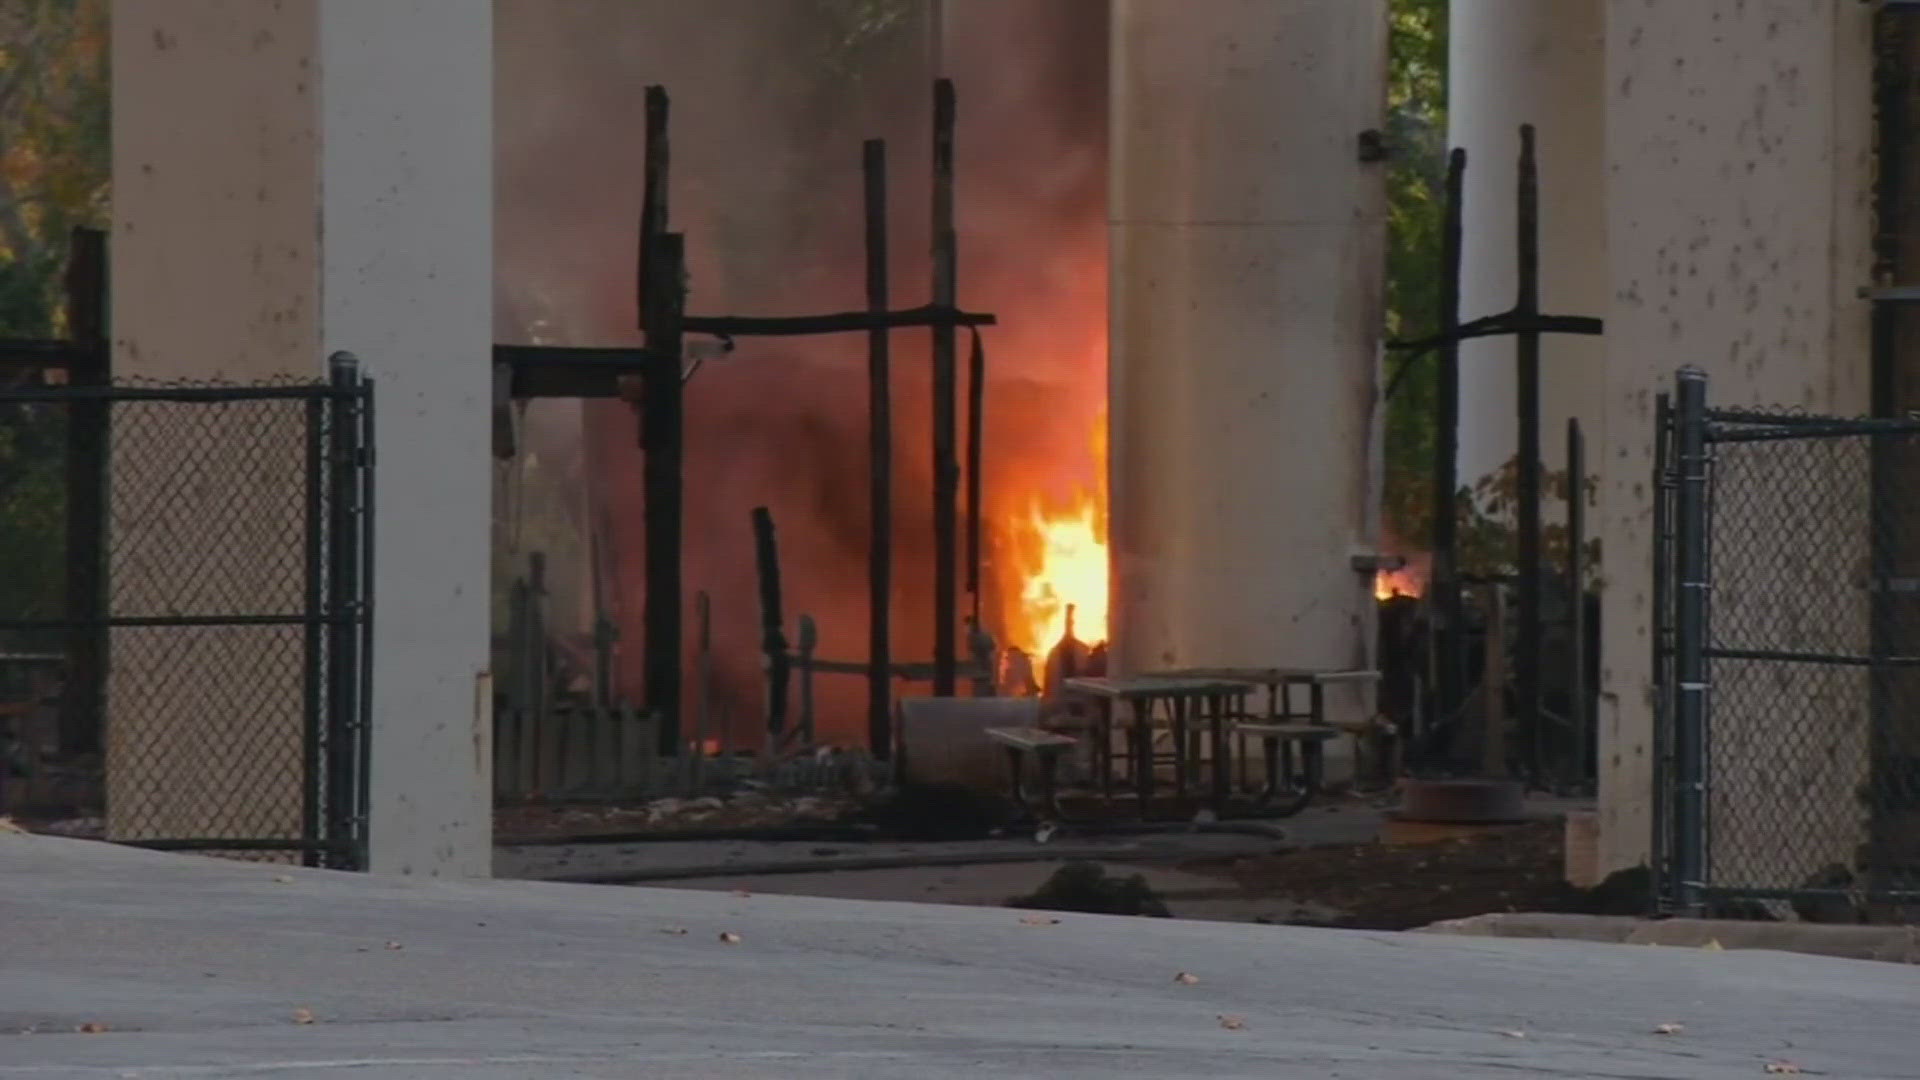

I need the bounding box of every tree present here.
[1381,0,1448,553]
[0,0,108,337]
[0,0,108,645]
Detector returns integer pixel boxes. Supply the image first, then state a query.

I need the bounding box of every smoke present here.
[494,0,1107,746]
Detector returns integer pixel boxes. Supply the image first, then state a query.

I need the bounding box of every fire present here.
[1010,493,1109,658]
[997,410,1111,663]
[1373,565,1426,601]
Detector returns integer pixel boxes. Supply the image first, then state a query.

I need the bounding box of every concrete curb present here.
[1417,912,1920,965]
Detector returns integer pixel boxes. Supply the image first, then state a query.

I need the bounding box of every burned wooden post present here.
[1480,580,1508,778]
[693,589,712,784]
[966,327,985,627]
[639,86,669,307]
[639,232,686,757]
[1565,417,1588,788]
[863,138,894,759]
[930,77,960,697]
[637,86,686,757]
[752,506,790,745]
[1432,149,1466,730]
[62,226,108,756]
[796,614,818,748]
[1514,124,1544,786]
[588,504,618,710]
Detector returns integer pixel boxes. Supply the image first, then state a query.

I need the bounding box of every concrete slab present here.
[1423,912,1920,965]
[4,834,1919,1078]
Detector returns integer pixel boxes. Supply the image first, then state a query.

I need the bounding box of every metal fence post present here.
[1672,366,1711,914]
[1650,391,1673,910]
[326,350,368,870]
[300,381,327,867]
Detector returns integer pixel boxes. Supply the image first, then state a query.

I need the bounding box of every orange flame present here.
[998,411,1110,661]
[1373,566,1425,601]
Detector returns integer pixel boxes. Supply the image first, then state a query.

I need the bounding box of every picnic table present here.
[1145,667,1382,815]
[1058,675,1253,815]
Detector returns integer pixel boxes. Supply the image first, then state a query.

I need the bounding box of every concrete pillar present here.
[1108,1,1387,708]
[1596,0,1874,876]
[1447,0,1606,490]
[110,0,492,876]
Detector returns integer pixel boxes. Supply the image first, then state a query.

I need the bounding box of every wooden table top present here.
[1060,675,1253,700]
[1146,666,1381,686]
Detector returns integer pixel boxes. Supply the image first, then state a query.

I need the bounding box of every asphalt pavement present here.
[3,834,1917,1079]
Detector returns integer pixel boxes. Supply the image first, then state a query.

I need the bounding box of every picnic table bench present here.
[1147,667,1381,816]
[983,726,1077,817]
[1059,675,1252,815]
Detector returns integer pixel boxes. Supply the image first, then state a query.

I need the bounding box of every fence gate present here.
[0,354,373,869]
[1655,366,1920,916]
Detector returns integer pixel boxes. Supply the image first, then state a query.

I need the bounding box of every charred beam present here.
[863,138,894,759]
[930,76,959,698]
[682,304,994,339]
[0,339,93,369]
[1385,311,1602,353]
[493,345,658,399]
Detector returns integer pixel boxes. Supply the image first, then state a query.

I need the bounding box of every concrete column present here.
[1448,0,1606,490]
[1596,0,1874,876]
[111,0,492,876]
[1108,1,1387,706]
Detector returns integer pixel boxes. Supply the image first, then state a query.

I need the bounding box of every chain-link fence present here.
[0,356,372,868]
[1656,367,1920,919]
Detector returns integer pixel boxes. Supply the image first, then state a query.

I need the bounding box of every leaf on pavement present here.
[1218,1015,1245,1031]
[1173,972,1200,986]
[718,931,742,945]
[1018,915,1060,926]
[1654,1022,1685,1036]
[1763,1064,1802,1076]
[75,1022,107,1034]
[291,1008,315,1025]
[1500,1030,1527,1040]
[658,928,689,936]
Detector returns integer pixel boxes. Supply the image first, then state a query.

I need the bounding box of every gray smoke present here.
[493,0,1106,746]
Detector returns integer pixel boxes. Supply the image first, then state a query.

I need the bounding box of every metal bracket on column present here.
[491,361,516,460]
[1356,129,1390,164]
[1349,552,1407,575]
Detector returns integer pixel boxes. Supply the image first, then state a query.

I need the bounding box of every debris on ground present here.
[863,781,1018,841]
[1190,819,1618,930]
[1007,860,1172,918]
[494,788,860,841]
